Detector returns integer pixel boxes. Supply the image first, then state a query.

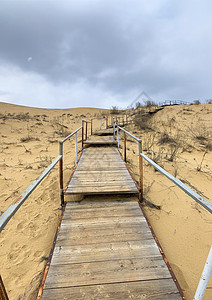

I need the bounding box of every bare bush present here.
[158,133,176,145]
[135,102,142,109]
[134,113,153,131]
[166,142,181,162]
[110,106,120,114]
[189,125,211,141]
[145,100,156,107]
[143,132,157,153]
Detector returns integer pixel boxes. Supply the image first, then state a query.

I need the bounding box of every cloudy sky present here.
[0,0,212,109]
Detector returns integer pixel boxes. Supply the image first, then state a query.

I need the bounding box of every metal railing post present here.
[138,141,143,202]
[123,115,125,126]
[100,119,102,130]
[194,246,212,300]
[124,132,126,162]
[113,119,115,139]
[75,132,77,165]
[106,117,108,129]
[0,275,9,300]
[82,120,84,149]
[91,119,93,135]
[117,123,119,148]
[85,121,88,140]
[59,142,64,206]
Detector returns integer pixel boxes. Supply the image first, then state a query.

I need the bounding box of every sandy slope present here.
[0,102,212,299]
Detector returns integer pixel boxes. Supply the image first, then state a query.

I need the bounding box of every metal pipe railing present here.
[0,122,90,298]
[140,152,212,214]
[115,124,212,214]
[115,124,143,200]
[194,246,212,299]
[117,125,141,142]
[59,125,83,206]
[59,126,82,144]
[0,155,62,232]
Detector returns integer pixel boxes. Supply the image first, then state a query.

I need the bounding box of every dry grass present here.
[134,113,153,131]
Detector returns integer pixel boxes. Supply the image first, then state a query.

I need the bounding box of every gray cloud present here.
[0,0,212,108]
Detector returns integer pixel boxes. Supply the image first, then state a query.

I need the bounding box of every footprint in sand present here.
[7,242,21,262]
[17,220,25,230]
[8,243,31,263]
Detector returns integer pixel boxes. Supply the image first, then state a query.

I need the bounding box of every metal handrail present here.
[194,246,212,300]
[59,125,84,206]
[115,123,143,200]
[115,124,212,214]
[117,125,141,142]
[140,152,212,214]
[59,126,82,144]
[114,123,212,299]
[0,155,62,232]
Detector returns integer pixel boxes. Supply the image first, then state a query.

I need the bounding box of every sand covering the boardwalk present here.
[0,102,211,299]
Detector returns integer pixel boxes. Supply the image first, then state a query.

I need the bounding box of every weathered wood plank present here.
[66,189,138,194]
[63,206,143,220]
[44,257,171,289]
[56,225,153,246]
[93,128,114,136]
[51,240,161,265]
[66,146,137,195]
[61,215,145,227]
[68,180,136,186]
[65,200,139,209]
[42,199,181,299]
[42,279,180,300]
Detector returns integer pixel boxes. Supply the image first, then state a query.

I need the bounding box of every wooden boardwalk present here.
[42,200,181,299]
[66,147,138,195]
[40,130,182,299]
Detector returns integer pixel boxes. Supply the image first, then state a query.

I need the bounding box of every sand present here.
[0,102,212,299]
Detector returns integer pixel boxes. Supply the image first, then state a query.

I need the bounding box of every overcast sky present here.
[0,0,212,109]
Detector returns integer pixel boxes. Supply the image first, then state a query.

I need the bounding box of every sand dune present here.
[0,102,212,299]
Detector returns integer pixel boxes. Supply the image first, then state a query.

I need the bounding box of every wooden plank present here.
[42,278,180,300]
[61,215,145,227]
[66,186,138,192]
[84,140,116,145]
[94,128,114,135]
[44,257,171,289]
[75,166,127,170]
[42,199,181,299]
[66,188,138,194]
[56,225,153,246]
[71,170,129,174]
[70,176,133,182]
[66,145,138,195]
[63,206,142,220]
[65,200,139,209]
[51,240,161,265]
[68,183,136,189]
[82,148,118,152]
